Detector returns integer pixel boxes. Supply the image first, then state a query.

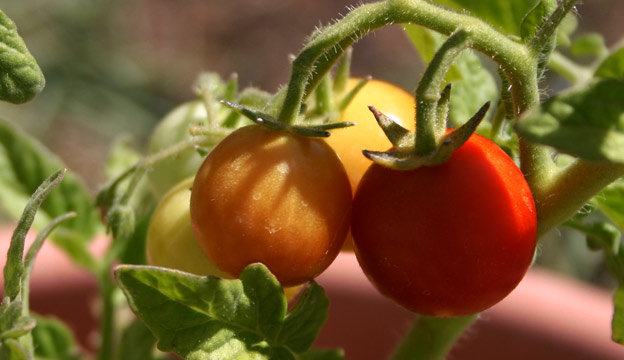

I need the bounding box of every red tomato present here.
[190,124,352,286]
[351,133,537,317]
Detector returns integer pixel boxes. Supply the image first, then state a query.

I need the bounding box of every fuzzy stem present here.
[415,29,470,155]
[278,0,538,126]
[536,161,624,237]
[528,0,580,56]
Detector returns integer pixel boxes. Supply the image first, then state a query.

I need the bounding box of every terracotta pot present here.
[2,226,623,359]
[315,253,624,360]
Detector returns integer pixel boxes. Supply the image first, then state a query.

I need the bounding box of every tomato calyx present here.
[364,95,491,170]
[221,100,355,138]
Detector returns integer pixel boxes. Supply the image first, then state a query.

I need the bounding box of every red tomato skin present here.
[190,125,352,286]
[351,133,537,317]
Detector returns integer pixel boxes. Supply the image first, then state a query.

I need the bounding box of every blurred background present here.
[0,0,623,284]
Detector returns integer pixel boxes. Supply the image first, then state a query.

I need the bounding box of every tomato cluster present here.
[148,78,537,316]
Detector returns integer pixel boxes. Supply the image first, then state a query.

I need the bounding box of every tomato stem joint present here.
[363,101,491,170]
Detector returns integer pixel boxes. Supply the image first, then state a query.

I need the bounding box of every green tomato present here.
[146,100,210,197]
[146,176,226,276]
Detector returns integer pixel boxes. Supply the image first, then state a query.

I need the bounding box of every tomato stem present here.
[535,161,624,237]
[415,29,470,155]
[391,314,479,360]
[528,0,579,57]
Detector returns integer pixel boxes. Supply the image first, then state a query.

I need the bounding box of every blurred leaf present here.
[516,78,624,163]
[31,315,78,360]
[557,13,578,47]
[104,136,141,181]
[564,218,620,253]
[118,205,153,266]
[118,319,159,360]
[595,179,624,232]
[570,33,607,58]
[0,10,45,104]
[0,119,100,270]
[115,263,338,360]
[404,26,497,128]
[520,1,546,42]
[430,0,539,37]
[595,46,624,80]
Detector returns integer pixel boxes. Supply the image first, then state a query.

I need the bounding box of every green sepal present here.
[365,102,490,170]
[368,106,414,150]
[221,100,353,138]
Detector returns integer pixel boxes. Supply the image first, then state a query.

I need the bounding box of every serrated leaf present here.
[404,26,497,128]
[279,283,328,352]
[595,46,624,80]
[115,264,333,360]
[0,10,45,104]
[30,315,78,360]
[520,1,546,41]
[516,78,624,163]
[614,286,624,344]
[0,119,100,270]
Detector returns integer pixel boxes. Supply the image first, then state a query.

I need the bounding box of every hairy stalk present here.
[278,0,538,126]
[415,29,470,154]
[537,162,624,237]
[528,0,580,55]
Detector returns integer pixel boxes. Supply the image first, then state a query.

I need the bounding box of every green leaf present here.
[118,319,159,360]
[115,264,334,360]
[404,26,497,129]
[556,13,578,47]
[0,10,45,104]
[0,338,30,360]
[595,179,624,232]
[0,119,100,270]
[570,33,607,58]
[391,315,478,360]
[429,0,539,37]
[279,283,328,352]
[30,315,78,360]
[613,286,624,344]
[516,78,624,163]
[595,46,624,80]
[564,218,621,253]
[520,1,547,42]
